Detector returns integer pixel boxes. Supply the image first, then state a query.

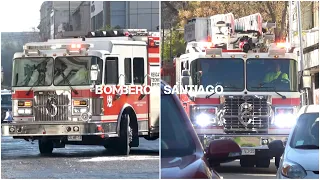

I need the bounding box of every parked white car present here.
[276,105,319,179]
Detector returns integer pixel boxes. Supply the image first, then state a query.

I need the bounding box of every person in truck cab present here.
[263,63,289,83]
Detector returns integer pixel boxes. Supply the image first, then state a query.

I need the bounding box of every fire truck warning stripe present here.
[194,98,220,104]
[92,114,148,121]
[148,53,159,58]
[272,98,300,105]
[149,58,159,63]
[148,48,159,53]
[193,98,300,106]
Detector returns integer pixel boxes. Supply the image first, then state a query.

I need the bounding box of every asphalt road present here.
[1,137,159,179]
[216,159,277,179]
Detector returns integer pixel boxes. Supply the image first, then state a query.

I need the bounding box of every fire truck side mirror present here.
[90,65,99,81]
[301,70,312,89]
[182,70,190,77]
[181,70,191,86]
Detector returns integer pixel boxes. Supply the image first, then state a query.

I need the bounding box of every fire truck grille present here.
[34,91,70,121]
[223,96,269,133]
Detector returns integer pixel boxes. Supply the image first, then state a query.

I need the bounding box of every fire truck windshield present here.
[54,56,99,86]
[190,58,244,92]
[12,57,54,87]
[246,58,298,92]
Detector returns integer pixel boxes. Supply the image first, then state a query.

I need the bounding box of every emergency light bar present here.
[24,44,91,51]
[206,48,222,56]
[24,49,40,56]
[122,29,149,36]
[268,44,286,57]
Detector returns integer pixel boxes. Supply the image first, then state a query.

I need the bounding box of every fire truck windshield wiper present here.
[26,73,45,96]
[56,68,78,95]
[250,86,286,99]
[26,59,50,95]
[206,91,216,99]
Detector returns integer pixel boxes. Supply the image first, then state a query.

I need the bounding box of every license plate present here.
[241,148,255,155]
[68,135,82,141]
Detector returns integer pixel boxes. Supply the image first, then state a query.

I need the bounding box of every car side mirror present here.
[181,70,190,86]
[206,139,241,166]
[90,64,99,82]
[300,70,311,89]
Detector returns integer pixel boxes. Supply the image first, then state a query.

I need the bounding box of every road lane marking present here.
[79,155,159,162]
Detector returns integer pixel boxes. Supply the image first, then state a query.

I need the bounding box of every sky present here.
[0,0,45,32]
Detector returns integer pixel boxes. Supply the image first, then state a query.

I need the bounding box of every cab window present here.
[105,57,118,84]
[133,57,144,84]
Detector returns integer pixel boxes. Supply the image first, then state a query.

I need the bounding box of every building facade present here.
[290,1,319,105]
[90,1,159,31]
[38,1,90,40]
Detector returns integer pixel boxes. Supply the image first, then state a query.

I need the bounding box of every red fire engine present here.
[161,13,311,168]
[2,29,160,155]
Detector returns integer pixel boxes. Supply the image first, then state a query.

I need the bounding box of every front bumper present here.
[1,122,118,137]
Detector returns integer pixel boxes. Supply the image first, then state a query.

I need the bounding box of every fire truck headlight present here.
[273,107,296,128]
[73,108,88,114]
[195,113,215,127]
[274,114,296,128]
[17,108,32,115]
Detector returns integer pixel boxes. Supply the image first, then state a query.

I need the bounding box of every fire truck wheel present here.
[255,158,270,168]
[116,113,131,156]
[240,157,255,167]
[38,139,54,155]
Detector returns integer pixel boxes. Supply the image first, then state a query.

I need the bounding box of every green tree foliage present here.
[162,27,185,61]
[99,25,122,31]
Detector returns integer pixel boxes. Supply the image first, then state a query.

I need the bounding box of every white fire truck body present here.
[2,29,160,155]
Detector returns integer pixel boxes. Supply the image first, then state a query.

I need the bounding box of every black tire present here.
[115,114,132,156]
[38,139,54,155]
[240,157,255,167]
[256,158,270,168]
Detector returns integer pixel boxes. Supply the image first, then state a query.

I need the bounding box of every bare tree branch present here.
[279,1,289,40]
[163,1,179,16]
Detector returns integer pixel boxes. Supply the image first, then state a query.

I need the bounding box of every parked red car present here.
[161,81,242,179]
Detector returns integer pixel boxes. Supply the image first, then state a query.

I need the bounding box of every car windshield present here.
[161,94,196,158]
[1,94,12,105]
[246,59,298,92]
[12,57,54,87]
[190,58,244,92]
[53,56,100,86]
[290,113,319,149]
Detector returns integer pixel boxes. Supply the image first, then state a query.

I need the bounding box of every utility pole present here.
[69,1,71,31]
[297,1,304,72]
[297,1,310,105]
[169,23,172,61]
[288,1,293,44]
